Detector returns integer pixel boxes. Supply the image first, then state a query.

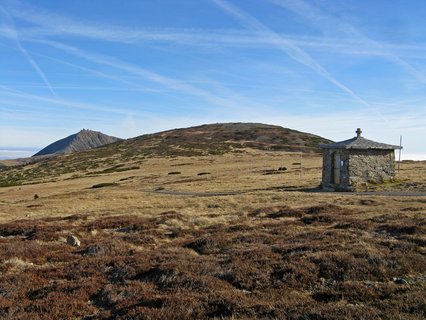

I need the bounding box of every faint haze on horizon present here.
[0,148,38,160]
[0,0,425,160]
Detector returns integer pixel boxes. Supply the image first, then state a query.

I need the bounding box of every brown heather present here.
[0,148,425,319]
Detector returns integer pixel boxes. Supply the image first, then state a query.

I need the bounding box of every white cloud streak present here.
[1,37,270,119]
[26,50,181,98]
[210,0,371,108]
[268,0,426,83]
[31,39,269,116]
[0,5,57,97]
[0,85,136,116]
[4,0,397,122]
[2,1,426,61]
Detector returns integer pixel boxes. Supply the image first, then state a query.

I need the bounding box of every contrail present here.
[210,0,370,108]
[269,0,426,84]
[34,39,270,116]
[0,6,57,97]
[0,84,130,115]
[14,41,58,97]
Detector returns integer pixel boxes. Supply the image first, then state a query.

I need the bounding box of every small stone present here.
[393,277,408,285]
[67,235,81,247]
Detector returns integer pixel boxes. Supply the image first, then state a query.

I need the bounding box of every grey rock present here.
[66,235,81,246]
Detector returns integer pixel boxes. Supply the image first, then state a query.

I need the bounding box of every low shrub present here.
[0,203,424,319]
[91,182,119,188]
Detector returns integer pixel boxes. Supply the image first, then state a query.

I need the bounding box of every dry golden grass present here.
[0,151,425,319]
[0,151,423,221]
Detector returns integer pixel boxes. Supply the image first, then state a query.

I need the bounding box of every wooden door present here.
[333,153,340,185]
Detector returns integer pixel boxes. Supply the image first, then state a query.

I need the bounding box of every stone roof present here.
[320,136,402,150]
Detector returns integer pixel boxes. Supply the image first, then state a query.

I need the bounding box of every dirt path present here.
[147,188,426,197]
[146,189,244,197]
[356,191,426,197]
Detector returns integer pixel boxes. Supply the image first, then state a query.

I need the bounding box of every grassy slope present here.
[0,123,330,187]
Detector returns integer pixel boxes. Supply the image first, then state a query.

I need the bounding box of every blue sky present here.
[0,0,425,159]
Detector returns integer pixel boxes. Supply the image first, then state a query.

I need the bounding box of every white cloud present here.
[210,0,371,108]
[268,0,426,84]
[32,39,269,116]
[0,6,57,96]
[2,0,425,67]
[0,85,138,116]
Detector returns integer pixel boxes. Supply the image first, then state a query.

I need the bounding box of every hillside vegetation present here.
[0,123,330,187]
[125,122,331,156]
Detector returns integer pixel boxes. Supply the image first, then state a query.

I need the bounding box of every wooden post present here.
[300,152,303,178]
[398,135,402,173]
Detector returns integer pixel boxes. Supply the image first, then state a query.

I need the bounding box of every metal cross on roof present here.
[356,128,362,138]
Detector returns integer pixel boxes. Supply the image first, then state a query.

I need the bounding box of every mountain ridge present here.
[124,122,332,156]
[33,129,122,157]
